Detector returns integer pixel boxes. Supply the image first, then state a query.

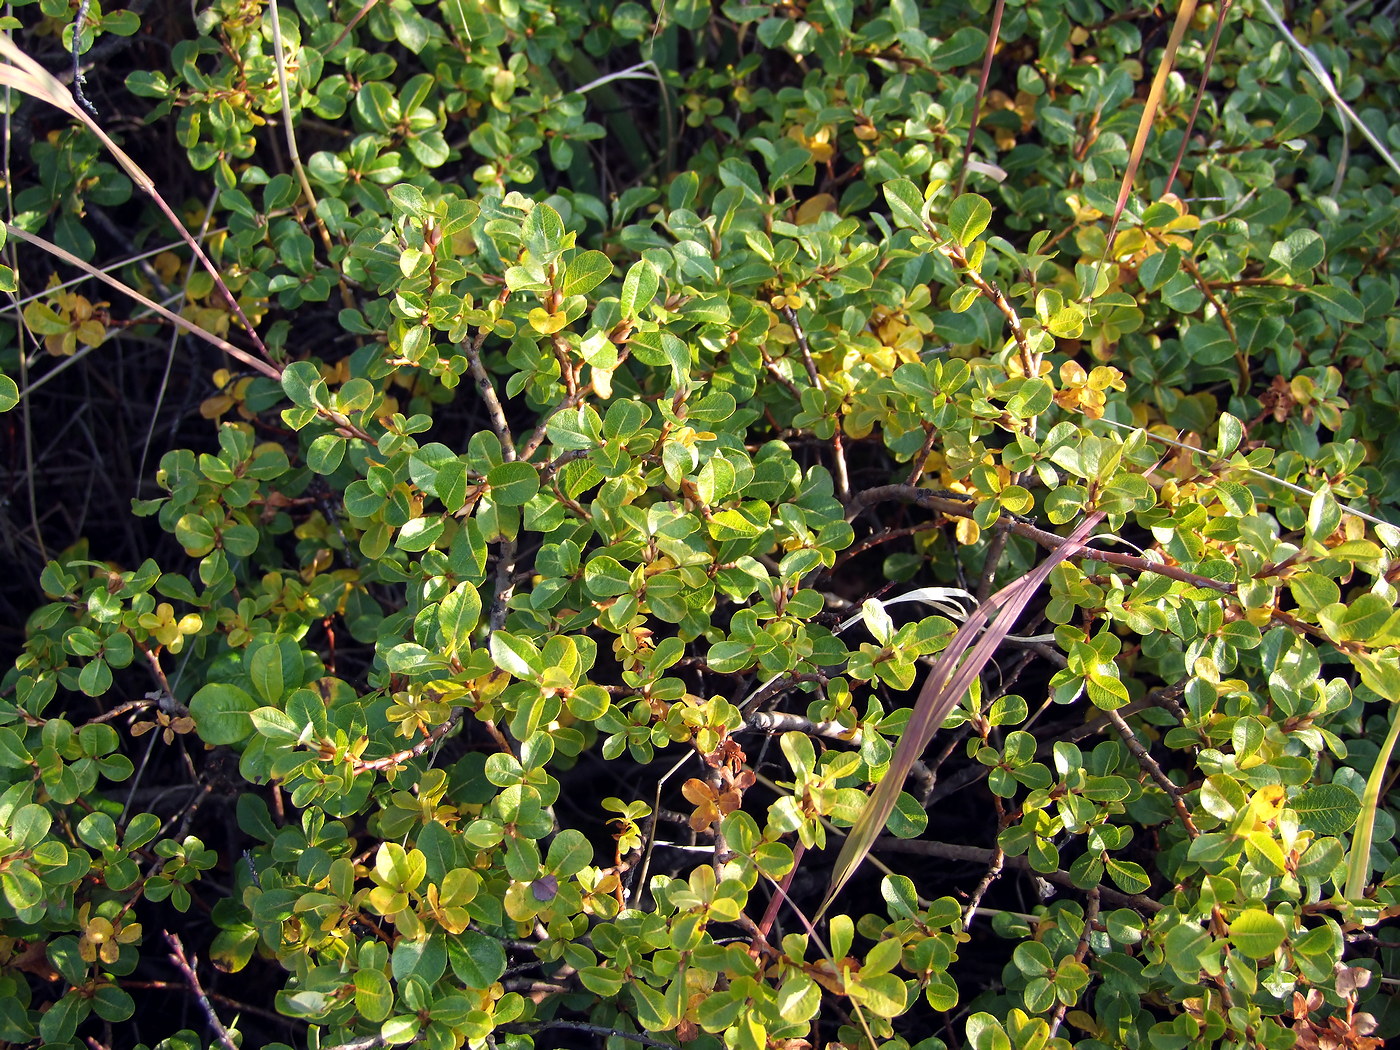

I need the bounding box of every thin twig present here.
[137,642,176,705]
[163,933,240,1050]
[122,980,297,1026]
[89,698,158,723]
[70,0,97,115]
[962,819,1005,930]
[1255,0,1400,178]
[1104,707,1199,838]
[904,424,939,486]
[502,1021,680,1049]
[782,305,849,501]
[267,0,348,307]
[353,711,462,773]
[830,521,940,572]
[1049,887,1100,1038]
[941,240,1035,378]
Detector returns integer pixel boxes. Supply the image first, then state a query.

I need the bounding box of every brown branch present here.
[760,351,803,402]
[830,521,939,572]
[1105,706,1199,838]
[352,710,462,773]
[953,0,1005,197]
[137,642,177,707]
[848,485,1237,594]
[489,537,518,633]
[502,1021,681,1049]
[463,288,515,457]
[163,933,239,1050]
[782,305,850,502]
[962,844,1005,929]
[89,697,158,723]
[871,838,1162,914]
[941,241,1034,375]
[746,710,858,742]
[518,378,598,463]
[1049,887,1100,1038]
[905,424,939,487]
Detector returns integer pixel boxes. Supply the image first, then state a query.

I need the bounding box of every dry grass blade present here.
[0,35,275,364]
[818,511,1106,917]
[1101,0,1198,263]
[952,0,1005,199]
[4,222,282,380]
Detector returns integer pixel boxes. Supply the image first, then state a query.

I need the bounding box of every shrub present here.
[1,1,1399,1049]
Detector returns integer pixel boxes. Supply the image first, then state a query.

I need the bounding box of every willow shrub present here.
[2,1,1400,1049]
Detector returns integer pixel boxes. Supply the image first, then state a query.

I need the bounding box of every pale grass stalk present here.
[1255,0,1400,179]
[0,35,275,363]
[3,222,281,380]
[820,511,1105,915]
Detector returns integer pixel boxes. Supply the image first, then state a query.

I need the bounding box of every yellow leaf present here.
[794,193,836,225]
[528,307,568,335]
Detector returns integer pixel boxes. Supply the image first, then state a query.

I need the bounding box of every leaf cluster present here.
[1,1,1399,1050]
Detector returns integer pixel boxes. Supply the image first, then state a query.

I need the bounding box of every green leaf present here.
[776,973,821,1023]
[246,635,302,705]
[490,631,542,679]
[249,706,301,743]
[175,514,218,557]
[438,583,482,653]
[579,965,624,997]
[392,934,446,983]
[355,969,394,1023]
[546,828,593,876]
[1291,784,1361,835]
[561,250,612,296]
[486,462,540,506]
[863,935,904,976]
[39,992,88,1045]
[389,183,427,219]
[1104,858,1150,894]
[307,432,346,474]
[1228,909,1287,959]
[1274,94,1323,140]
[281,360,325,408]
[883,178,926,230]
[930,25,989,70]
[189,683,259,746]
[0,373,18,412]
[947,194,992,246]
[1306,283,1365,324]
[396,515,447,552]
[949,285,980,312]
[620,259,659,318]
